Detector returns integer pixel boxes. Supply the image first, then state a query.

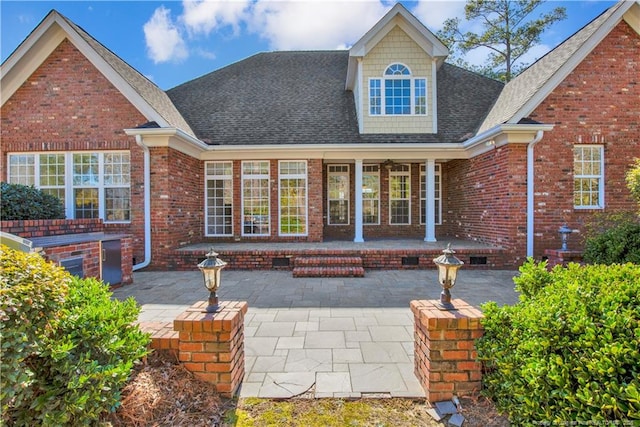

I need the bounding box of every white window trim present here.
[574,145,605,209]
[327,164,350,226]
[388,164,411,225]
[420,163,442,225]
[363,164,380,225]
[204,161,234,237]
[7,151,131,223]
[368,63,428,117]
[278,160,308,237]
[241,161,271,237]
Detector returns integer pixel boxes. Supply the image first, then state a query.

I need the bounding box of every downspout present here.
[526,130,544,258]
[133,134,152,270]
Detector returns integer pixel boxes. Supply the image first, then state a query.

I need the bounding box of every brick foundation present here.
[410,299,484,403]
[147,300,248,396]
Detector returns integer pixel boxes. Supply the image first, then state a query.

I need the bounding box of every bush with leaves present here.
[627,158,640,206]
[477,259,640,423]
[0,182,65,220]
[582,212,640,265]
[0,245,150,426]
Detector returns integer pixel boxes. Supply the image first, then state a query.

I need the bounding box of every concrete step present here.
[292,265,366,278]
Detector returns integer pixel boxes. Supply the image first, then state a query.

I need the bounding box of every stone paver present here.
[113,269,519,398]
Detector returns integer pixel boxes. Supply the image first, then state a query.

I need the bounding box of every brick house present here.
[1,2,638,271]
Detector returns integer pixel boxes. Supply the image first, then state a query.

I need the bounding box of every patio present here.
[112,269,519,398]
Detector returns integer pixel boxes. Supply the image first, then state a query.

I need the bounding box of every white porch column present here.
[354,159,364,243]
[424,159,437,242]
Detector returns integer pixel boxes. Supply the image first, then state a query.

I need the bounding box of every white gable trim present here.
[349,4,448,58]
[1,11,171,128]
[346,3,448,90]
[508,1,639,125]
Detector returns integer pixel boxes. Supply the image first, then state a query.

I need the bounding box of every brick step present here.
[292,266,365,278]
[294,256,363,268]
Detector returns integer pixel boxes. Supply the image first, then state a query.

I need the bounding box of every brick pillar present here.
[410,299,484,403]
[173,300,248,396]
[544,249,583,268]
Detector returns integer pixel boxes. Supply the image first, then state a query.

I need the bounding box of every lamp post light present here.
[198,248,227,313]
[433,244,464,310]
[558,224,572,251]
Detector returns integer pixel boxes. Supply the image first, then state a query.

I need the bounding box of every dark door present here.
[102,240,122,286]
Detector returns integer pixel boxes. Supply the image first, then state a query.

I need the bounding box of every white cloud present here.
[411,0,466,31]
[181,0,250,36]
[248,1,390,50]
[194,47,217,60]
[143,6,188,64]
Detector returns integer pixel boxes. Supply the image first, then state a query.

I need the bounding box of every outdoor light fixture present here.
[198,248,227,313]
[558,224,572,251]
[433,244,464,310]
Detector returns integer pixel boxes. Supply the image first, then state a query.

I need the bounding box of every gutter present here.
[133,134,152,271]
[527,130,545,258]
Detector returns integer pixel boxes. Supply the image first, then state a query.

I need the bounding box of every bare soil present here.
[104,351,509,426]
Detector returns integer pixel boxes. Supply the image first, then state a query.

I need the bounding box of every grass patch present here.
[224,398,441,427]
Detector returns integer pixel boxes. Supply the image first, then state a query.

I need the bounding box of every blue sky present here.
[1,1,618,90]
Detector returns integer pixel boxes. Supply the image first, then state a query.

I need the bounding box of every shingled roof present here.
[479,1,629,132]
[167,51,503,146]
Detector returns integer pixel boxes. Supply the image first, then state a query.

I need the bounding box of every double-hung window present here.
[420,163,441,225]
[279,161,308,236]
[328,165,350,225]
[205,161,233,236]
[242,161,270,236]
[7,152,130,222]
[369,63,427,116]
[362,165,380,225]
[389,164,410,225]
[574,145,604,208]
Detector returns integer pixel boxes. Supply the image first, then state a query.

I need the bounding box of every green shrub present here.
[627,158,640,206]
[477,260,640,423]
[0,182,65,220]
[0,245,70,419]
[0,245,150,426]
[583,213,640,265]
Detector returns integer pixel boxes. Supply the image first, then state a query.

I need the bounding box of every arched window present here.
[369,63,426,116]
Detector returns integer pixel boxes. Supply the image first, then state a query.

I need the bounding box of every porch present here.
[169,238,508,271]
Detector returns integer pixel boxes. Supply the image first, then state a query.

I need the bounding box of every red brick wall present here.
[528,20,640,257]
[148,147,203,269]
[0,39,148,265]
[444,145,529,267]
[39,236,133,285]
[0,219,104,238]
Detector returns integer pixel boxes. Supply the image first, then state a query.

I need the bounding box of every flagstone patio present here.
[112,269,519,398]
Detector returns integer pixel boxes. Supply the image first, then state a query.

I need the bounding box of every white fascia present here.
[124,127,210,158]
[463,123,554,157]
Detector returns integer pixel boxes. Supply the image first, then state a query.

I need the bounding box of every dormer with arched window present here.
[345,4,449,135]
[369,63,427,116]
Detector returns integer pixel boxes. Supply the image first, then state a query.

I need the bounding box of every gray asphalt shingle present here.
[167,51,504,145]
